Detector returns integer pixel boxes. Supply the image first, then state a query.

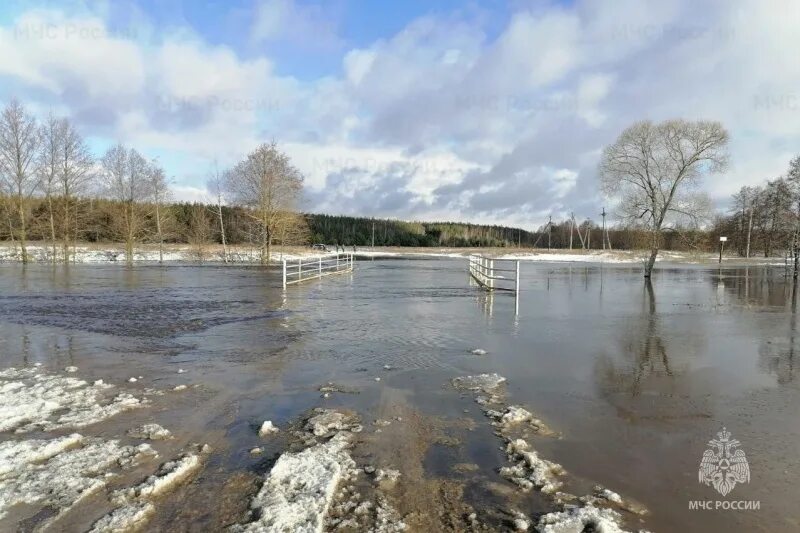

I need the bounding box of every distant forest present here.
[0,195,712,251]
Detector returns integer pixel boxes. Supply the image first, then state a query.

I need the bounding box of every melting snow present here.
[128,423,172,440]
[0,367,144,433]
[233,433,354,532]
[0,434,154,522]
[501,439,564,494]
[536,504,629,533]
[91,452,204,532]
[452,373,506,393]
[259,421,279,436]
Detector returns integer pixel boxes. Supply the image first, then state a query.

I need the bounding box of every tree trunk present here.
[745,208,753,259]
[125,202,134,264]
[644,247,659,278]
[155,203,163,264]
[218,203,228,263]
[47,194,56,263]
[17,198,27,264]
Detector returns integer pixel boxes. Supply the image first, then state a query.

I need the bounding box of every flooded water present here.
[1,259,798,531]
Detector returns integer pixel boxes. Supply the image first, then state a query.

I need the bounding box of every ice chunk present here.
[375,468,401,485]
[452,373,506,393]
[305,409,359,437]
[65,366,78,373]
[0,435,150,522]
[536,504,629,533]
[471,349,487,355]
[232,433,354,532]
[92,453,205,532]
[128,423,172,441]
[90,502,155,532]
[0,367,144,433]
[501,439,564,494]
[259,420,279,436]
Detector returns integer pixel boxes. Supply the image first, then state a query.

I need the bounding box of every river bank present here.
[0,242,787,266]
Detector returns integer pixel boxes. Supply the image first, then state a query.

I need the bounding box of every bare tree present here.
[206,160,228,263]
[0,99,40,263]
[224,142,303,264]
[600,119,729,278]
[187,204,212,262]
[100,144,152,262]
[38,113,61,262]
[148,160,171,263]
[57,118,94,262]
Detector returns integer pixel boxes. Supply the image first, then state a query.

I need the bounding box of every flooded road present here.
[0,259,798,531]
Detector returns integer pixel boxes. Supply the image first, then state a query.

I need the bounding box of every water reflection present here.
[594,280,709,421]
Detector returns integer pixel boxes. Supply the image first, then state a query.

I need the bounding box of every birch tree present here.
[206,161,228,262]
[0,99,40,262]
[57,118,94,262]
[38,113,61,262]
[148,160,170,263]
[599,119,729,278]
[101,144,152,262]
[224,142,303,264]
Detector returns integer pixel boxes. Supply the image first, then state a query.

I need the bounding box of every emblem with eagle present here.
[698,427,750,496]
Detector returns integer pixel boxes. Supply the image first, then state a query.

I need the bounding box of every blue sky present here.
[1,0,799,228]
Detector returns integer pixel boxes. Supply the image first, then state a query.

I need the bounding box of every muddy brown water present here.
[0,259,798,532]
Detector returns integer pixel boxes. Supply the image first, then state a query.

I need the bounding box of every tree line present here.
[4,99,798,269]
[0,98,304,264]
[713,156,800,261]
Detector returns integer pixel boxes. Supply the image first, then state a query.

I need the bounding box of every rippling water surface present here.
[1,259,798,531]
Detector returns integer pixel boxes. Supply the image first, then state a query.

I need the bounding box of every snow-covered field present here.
[1,243,785,266]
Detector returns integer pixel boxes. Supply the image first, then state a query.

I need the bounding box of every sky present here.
[0,0,798,230]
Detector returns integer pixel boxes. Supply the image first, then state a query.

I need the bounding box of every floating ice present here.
[259,421,279,436]
[375,468,401,485]
[0,367,144,433]
[91,501,155,532]
[65,366,78,373]
[452,373,506,393]
[128,423,172,441]
[501,439,564,494]
[471,349,488,355]
[91,453,204,532]
[128,377,138,383]
[173,384,187,391]
[0,434,153,522]
[305,409,359,437]
[536,504,629,533]
[232,433,354,532]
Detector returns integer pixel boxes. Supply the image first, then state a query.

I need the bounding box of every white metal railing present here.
[282,253,354,288]
[468,254,520,293]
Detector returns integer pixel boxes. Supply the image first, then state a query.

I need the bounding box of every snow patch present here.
[0,367,144,433]
[536,504,629,533]
[0,435,154,522]
[233,433,354,532]
[501,439,564,494]
[258,421,279,437]
[452,373,506,393]
[91,452,205,532]
[128,423,172,441]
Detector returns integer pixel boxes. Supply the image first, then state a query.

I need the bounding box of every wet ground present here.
[0,259,798,531]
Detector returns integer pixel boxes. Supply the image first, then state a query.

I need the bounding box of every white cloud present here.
[1,0,799,230]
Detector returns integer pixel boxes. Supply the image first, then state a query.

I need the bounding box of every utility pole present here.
[372,220,375,250]
[601,207,607,251]
[518,229,521,249]
[569,212,574,250]
[548,215,552,250]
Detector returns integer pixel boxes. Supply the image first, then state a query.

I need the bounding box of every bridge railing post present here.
[298,258,302,281]
[282,259,287,289]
